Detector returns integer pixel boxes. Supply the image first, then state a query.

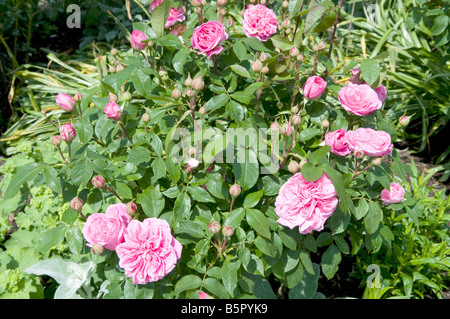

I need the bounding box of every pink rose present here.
[275,172,339,235]
[198,292,214,299]
[149,0,163,12]
[302,76,327,100]
[325,129,352,156]
[345,127,393,157]
[116,218,182,284]
[82,203,132,251]
[338,83,383,116]
[56,93,76,112]
[103,100,123,121]
[165,7,185,29]
[242,4,278,41]
[349,68,363,84]
[191,21,228,59]
[380,182,405,205]
[374,84,387,102]
[59,123,76,143]
[130,30,147,50]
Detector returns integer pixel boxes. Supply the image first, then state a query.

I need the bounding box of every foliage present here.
[0,0,448,300]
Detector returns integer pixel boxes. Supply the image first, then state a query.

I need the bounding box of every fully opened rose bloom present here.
[130,30,147,50]
[165,7,185,28]
[242,4,278,41]
[191,21,228,59]
[116,218,182,285]
[56,93,76,112]
[303,76,327,100]
[82,203,132,251]
[338,83,383,116]
[59,123,76,143]
[103,100,123,121]
[380,182,405,205]
[325,129,351,156]
[374,84,387,102]
[345,127,393,157]
[275,173,339,235]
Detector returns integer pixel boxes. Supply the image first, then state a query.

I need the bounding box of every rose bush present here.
[2,0,448,300]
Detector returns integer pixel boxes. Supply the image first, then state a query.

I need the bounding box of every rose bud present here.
[188,146,197,156]
[56,93,76,112]
[372,157,383,166]
[261,66,269,74]
[109,65,116,73]
[130,30,147,50]
[353,149,364,158]
[141,113,151,124]
[184,73,192,87]
[399,115,411,127]
[288,161,299,174]
[303,76,327,100]
[103,100,123,121]
[280,122,293,137]
[172,87,182,99]
[252,59,263,73]
[318,41,326,50]
[282,0,289,8]
[292,114,301,126]
[290,47,300,57]
[270,120,280,133]
[59,123,76,144]
[108,92,118,102]
[222,225,234,237]
[260,52,268,62]
[297,54,304,62]
[321,118,330,128]
[291,106,299,114]
[186,158,200,172]
[71,197,84,212]
[51,135,62,147]
[185,88,195,97]
[74,92,83,102]
[116,64,125,72]
[199,106,207,115]
[312,44,320,52]
[91,243,104,255]
[229,183,241,198]
[110,48,118,56]
[208,221,221,234]
[92,175,106,188]
[122,91,131,101]
[192,76,205,91]
[282,19,291,29]
[125,202,137,216]
[191,0,202,7]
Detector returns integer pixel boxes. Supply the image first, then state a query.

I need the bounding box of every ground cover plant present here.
[0,0,448,299]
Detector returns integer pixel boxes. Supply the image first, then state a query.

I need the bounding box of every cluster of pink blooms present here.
[82,203,182,285]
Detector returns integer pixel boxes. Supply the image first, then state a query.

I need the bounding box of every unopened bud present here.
[297,54,304,62]
[74,92,83,102]
[270,120,280,133]
[116,64,125,72]
[222,225,234,237]
[372,157,383,166]
[261,66,269,74]
[282,19,291,29]
[125,202,137,216]
[217,0,227,5]
[252,59,263,72]
[199,106,207,115]
[110,48,118,56]
[122,91,131,101]
[109,92,118,102]
[353,150,364,158]
[318,41,326,50]
[229,183,241,198]
[91,243,104,255]
[191,0,201,7]
[184,73,192,87]
[282,0,289,8]
[192,76,205,91]
[321,119,329,128]
[399,115,411,127]
[208,221,221,234]
[172,87,182,99]
[291,106,299,114]
[312,44,320,52]
[108,65,116,73]
[141,112,151,123]
[288,161,299,174]
[92,175,106,188]
[260,52,268,62]
[280,122,293,137]
[292,114,301,126]
[70,197,83,212]
[188,146,197,156]
[290,47,300,57]
[185,88,195,97]
[260,0,266,4]
[51,135,62,147]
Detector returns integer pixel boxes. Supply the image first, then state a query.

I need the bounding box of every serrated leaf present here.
[360,58,380,86]
[3,162,44,199]
[174,275,203,295]
[246,209,271,239]
[151,0,173,38]
[321,244,341,279]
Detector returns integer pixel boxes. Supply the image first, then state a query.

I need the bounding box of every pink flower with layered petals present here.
[338,83,383,116]
[165,7,185,28]
[345,127,393,157]
[380,182,405,205]
[302,76,327,100]
[116,218,182,284]
[374,84,387,102]
[82,203,132,251]
[242,4,278,41]
[191,21,228,59]
[130,30,147,50]
[325,129,352,156]
[275,173,338,235]
[103,100,123,121]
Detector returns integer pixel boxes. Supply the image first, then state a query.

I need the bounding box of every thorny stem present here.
[119,122,130,140]
[57,146,67,164]
[67,144,72,163]
[105,186,123,201]
[229,197,235,214]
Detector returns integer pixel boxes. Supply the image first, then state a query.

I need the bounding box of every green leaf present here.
[364,201,382,234]
[224,208,246,230]
[188,186,215,203]
[225,100,245,122]
[288,0,303,17]
[312,9,336,33]
[66,226,84,255]
[3,162,44,199]
[354,198,369,220]
[203,134,228,165]
[151,157,167,182]
[222,259,239,296]
[166,158,181,184]
[321,244,341,279]
[43,165,62,194]
[131,69,153,98]
[308,145,331,165]
[288,263,320,299]
[304,5,327,34]
[233,148,259,190]
[254,236,277,258]
[300,162,323,182]
[151,0,173,38]
[74,117,93,144]
[70,159,93,188]
[175,220,204,238]
[202,277,230,299]
[230,64,251,78]
[243,189,264,209]
[299,251,315,275]
[204,94,229,111]
[172,47,190,74]
[174,275,203,295]
[173,192,191,219]
[246,209,271,239]
[322,163,356,216]
[270,35,294,50]
[114,181,133,199]
[360,58,380,86]
[138,187,165,218]
[431,15,448,36]
[38,225,67,253]
[124,280,154,299]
